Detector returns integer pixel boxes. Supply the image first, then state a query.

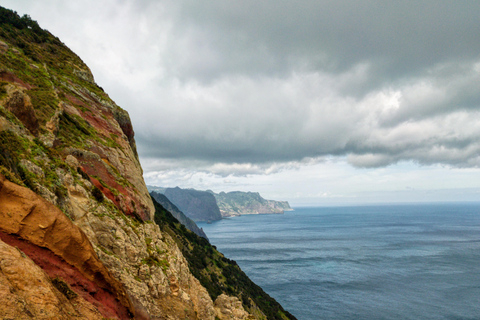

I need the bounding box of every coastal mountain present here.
[164,187,223,222]
[0,7,295,320]
[150,190,209,240]
[211,191,292,217]
[149,185,292,219]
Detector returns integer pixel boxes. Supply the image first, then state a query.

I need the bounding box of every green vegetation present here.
[152,197,297,320]
[51,277,77,300]
[0,6,133,213]
[214,191,291,216]
[0,126,81,214]
[92,185,104,203]
[0,130,27,177]
[0,6,124,149]
[141,255,170,272]
[0,7,89,88]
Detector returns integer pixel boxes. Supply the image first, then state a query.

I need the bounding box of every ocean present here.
[198,203,480,320]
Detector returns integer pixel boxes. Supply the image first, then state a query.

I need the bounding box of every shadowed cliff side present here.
[164,187,222,222]
[150,190,209,240]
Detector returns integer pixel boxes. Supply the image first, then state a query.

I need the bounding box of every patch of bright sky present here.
[144,158,480,206]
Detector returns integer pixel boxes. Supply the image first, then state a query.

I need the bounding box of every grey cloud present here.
[4,0,480,175]
[170,1,480,86]
[134,59,480,172]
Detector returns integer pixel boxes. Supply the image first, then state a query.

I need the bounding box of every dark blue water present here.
[198,204,480,320]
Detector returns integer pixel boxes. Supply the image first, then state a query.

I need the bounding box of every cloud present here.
[140,156,321,179]
[4,0,480,176]
[134,63,480,170]
[171,1,480,90]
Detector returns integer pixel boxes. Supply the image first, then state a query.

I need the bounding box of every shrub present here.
[92,186,104,202]
[51,277,77,300]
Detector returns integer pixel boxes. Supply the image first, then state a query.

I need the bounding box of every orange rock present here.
[0,174,135,319]
[0,238,104,319]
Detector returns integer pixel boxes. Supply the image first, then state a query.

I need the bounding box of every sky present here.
[3,1,480,206]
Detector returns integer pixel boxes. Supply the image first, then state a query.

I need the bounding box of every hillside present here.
[0,7,296,320]
[212,191,292,217]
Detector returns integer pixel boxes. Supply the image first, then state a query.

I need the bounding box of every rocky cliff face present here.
[0,7,296,320]
[150,191,209,240]
[0,174,131,319]
[164,187,222,222]
[0,237,105,320]
[212,191,292,217]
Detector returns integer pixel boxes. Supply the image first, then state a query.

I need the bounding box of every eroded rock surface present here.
[0,174,132,319]
[214,294,253,320]
[0,238,103,320]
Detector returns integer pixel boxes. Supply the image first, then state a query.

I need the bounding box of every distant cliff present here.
[150,191,209,240]
[164,187,222,222]
[211,191,292,217]
[150,186,292,219]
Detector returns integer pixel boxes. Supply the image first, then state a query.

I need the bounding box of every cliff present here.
[151,186,292,219]
[150,190,209,240]
[164,187,222,222]
[212,191,292,217]
[0,7,296,320]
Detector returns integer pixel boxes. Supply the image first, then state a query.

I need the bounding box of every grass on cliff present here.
[152,196,297,320]
[0,128,87,215]
[0,6,121,147]
[51,277,77,300]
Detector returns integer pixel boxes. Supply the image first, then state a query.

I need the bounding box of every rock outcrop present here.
[214,294,252,320]
[164,187,222,222]
[4,85,38,135]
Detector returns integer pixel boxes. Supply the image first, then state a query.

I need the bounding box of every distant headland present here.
[148,185,292,221]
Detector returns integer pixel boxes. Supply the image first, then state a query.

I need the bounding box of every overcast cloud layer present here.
[4,1,480,204]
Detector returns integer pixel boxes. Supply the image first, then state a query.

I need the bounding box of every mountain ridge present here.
[149,185,292,219]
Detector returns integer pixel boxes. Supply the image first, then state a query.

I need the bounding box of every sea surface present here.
[198,203,480,320]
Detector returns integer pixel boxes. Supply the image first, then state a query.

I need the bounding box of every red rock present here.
[0,174,134,319]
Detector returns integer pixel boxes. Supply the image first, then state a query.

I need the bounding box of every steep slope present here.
[0,7,296,320]
[212,191,292,217]
[164,187,222,222]
[150,190,209,240]
[153,198,297,320]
